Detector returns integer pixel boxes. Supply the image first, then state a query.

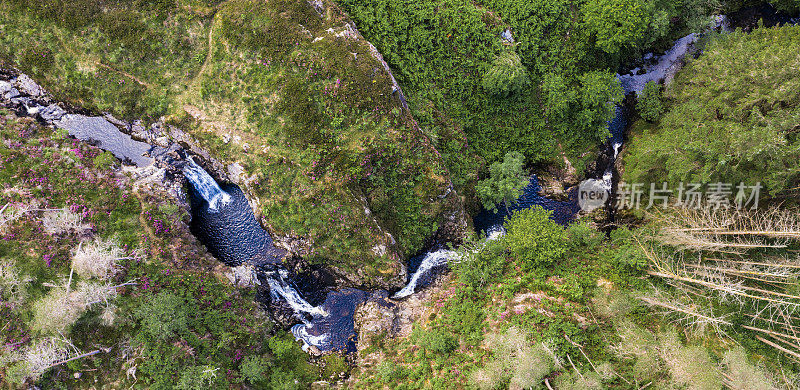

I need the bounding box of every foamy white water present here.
[183,157,231,211]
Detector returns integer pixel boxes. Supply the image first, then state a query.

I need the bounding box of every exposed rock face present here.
[352,277,452,368]
[538,154,582,202]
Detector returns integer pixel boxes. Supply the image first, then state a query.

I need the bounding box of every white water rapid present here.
[182,157,231,211]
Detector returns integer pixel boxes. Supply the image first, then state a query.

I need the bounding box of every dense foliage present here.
[625,25,800,195]
[337,0,716,167]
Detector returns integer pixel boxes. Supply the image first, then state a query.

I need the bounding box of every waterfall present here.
[291,324,330,353]
[393,249,457,299]
[393,228,505,299]
[265,269,328,318]
[182,157,231,211]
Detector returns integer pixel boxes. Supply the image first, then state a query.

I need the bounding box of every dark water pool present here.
[189,183,285,266]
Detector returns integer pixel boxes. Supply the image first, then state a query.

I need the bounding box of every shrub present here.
[482,51,529,97]
[32,281,117,334]
[176,365,226,390]
[471,328,557,389]
[554,370,604,390]
[134,291,191,340]
[71,238,122,279]
[613,321,661,382]
[0,262,29,308]
[591,290,638,320]
[41,208,89,236]
[414,328,458,354]
[240,355,271,385]
[722,347,778,390]
[503,206,567,268]
[453,237,507,289]
[268,367,302,390]
[566,221,604,251]
[659,331,722,389]
[92,151,117,170]
[3,336,80,384]
[636,81,664,122]
[582,0,650,54]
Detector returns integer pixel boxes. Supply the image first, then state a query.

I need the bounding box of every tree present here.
[482,51,529,97]
[636,81,664,122]
[583,0,651,54]
[476,151,528,213]
[71,238,123,280]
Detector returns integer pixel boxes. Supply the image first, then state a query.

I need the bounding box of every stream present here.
[0,9,772,354]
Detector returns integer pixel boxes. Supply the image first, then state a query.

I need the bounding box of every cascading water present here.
[393,249,457,299]
[266,269,328,318]
[182,158,231,211]
[393,228,505,299]
[183,167,364,353]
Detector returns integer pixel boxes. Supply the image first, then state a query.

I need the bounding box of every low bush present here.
[414,328,458,354]
[134,291,191,340]
[502,206,567,269]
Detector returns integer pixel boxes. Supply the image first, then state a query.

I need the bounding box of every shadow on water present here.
[472,177,581,235]
[188,183,285,267]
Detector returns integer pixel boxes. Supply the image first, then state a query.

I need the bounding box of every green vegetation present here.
[773,0,800,12]
[351,204,799,389]
[503,207,567,269]
[4,1,800,389]
[0,0,472,286]
[337,0,715,167]
[636,81,664,122]
[0,112,322,388]
[625,25,800,195]
[583,0,651,54]
[481,51,529,97]
[475,151,527,213]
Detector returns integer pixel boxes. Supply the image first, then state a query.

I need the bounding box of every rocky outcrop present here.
[352,276,453,367]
